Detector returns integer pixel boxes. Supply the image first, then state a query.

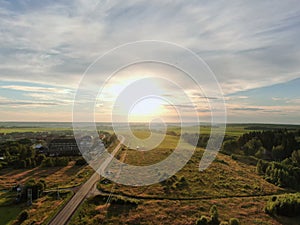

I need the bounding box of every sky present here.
[0,0,299,124]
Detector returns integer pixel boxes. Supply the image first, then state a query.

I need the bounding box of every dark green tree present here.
[291,150,300,166]
[209,205,220,225]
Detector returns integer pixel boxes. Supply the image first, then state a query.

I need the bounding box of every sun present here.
[128,97,165,122]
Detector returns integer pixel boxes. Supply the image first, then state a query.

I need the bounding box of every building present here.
[48,138,81,156]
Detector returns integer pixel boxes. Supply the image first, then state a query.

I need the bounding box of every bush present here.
[220,222,229,225]
[41,157,54,167]
[41,157,69,167]
[229,218,240,225]
[231,154,238,160]
[55,157,69,166]
[196,215,209,225]
[75,157,87,166]
[18,210,29,222]
[265,194,300,217]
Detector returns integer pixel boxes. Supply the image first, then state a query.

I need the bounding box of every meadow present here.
[72,124,300,224]
[0,161,93,225]
[1,122,300,224]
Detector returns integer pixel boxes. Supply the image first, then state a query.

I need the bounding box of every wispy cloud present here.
[0,0,299,122]
[0,85,72,93]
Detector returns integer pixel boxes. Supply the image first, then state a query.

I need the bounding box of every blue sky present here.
[0,0,299,123]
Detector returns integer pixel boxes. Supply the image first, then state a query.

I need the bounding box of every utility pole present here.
[57,186,60,200]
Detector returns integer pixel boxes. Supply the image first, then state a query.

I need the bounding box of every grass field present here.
[70,127,296,224]
[1,123,300,224]
[0,162,93,225]
[0,190,73,225]
[99,131,282,199]
[0,123,276,135]
[70,194,300,225]
[0,161,93,190]
[0,127,72,134]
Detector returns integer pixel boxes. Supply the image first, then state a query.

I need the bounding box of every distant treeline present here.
[244,125,300,130]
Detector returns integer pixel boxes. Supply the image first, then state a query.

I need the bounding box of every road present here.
[48,136,124,225]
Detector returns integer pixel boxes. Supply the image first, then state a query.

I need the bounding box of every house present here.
[48,138,81,156]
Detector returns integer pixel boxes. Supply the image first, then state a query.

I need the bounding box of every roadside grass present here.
[23,190,73,225]
[0,190,73,225]
[0,163,92,224]
[0,190,74,225]
[0,205,24,225]
[0,191,24,225]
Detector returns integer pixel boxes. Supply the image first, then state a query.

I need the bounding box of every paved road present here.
[48,136,124,225]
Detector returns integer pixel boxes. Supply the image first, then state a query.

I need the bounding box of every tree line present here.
[225,130,300,189]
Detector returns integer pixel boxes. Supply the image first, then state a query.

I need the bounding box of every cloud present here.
[0,0,299,122]
[0,96,62,108]
[231,107,263,112]
[0,85,72,93]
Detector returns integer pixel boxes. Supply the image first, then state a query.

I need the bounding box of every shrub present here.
[231,154,238,160]
[18,210,29,222]
[75,157,87,166]
[196,215,209,225]
[220,222,229,225]
[41,157,54,167]
[265,194,300,217]
[55,157,69,166]
[229,218,240,225]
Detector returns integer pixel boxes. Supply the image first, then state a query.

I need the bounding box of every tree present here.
[222,140,239,154]
[272,145,285,161]
[291,150,300,166]
[36,154,46,165]
[255,146,267,158]
[41,157,54,167]
[243,139,262,156]
[22,178,45,200]
[209,205,220,225]
[256,159,268,174]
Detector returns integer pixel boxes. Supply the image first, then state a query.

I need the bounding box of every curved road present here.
[48,136,124,225]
